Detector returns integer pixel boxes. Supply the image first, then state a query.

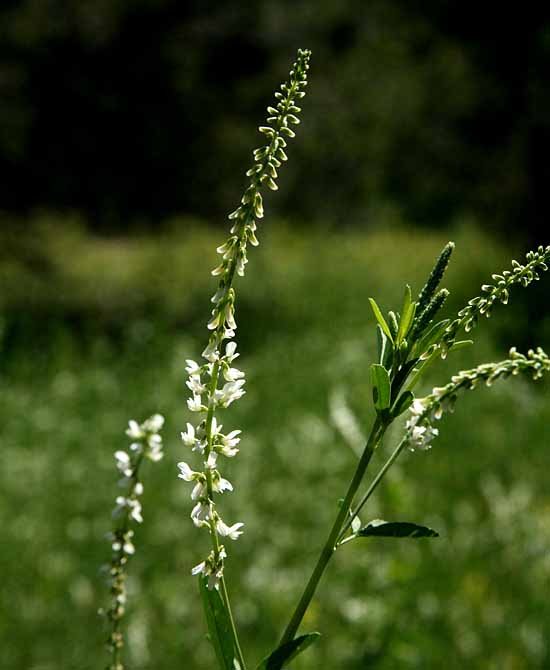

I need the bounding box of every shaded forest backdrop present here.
[1,0,550,238]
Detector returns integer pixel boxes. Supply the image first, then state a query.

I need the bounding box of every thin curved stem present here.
[337,438,407,545]
[220,576,247,669]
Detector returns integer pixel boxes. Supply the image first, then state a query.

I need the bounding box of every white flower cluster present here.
[405,399,440,451]
[103,414,164,658]
[179,342,246,589]
[110,414,164,550]
[443,245,550,350]
[178,49,311,590]
[406,347,550,452]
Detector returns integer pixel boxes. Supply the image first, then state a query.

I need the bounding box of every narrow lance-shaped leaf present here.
[256,632,321,670]
[369,298,394,343]
[396,285,416,345]
[358,520,439,539]
[199,576,237,670]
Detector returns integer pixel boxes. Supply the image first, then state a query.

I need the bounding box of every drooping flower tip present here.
[216,519,244,541]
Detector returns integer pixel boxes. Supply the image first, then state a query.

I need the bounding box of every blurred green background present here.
[1,2,550,670]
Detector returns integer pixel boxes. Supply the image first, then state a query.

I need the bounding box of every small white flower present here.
[123,538,135,555]
[211,286,228,304]
[223,366,245,382]
[129,499,143,523]
[177,461,200,482]
[211,417,221,435]
[143,413,164,432]
[148,433,162,448]
[191,501,210,527]
[225,341,239,362]
[191,560,207,576]
[207,311,221,330]
[185,359,200,376]
[409,424,439,451]
[216,238,236,257]
[214,380,246,407]
[191,481,207,501]
[187,376,206,394]
[147,444,163,462]
[223,430,241,448]
[205,452,218,470]
[181,423,197,447]
[235,255,246,277]
[187,395,204,412]
[114,451,132,477]
[202,339,219,363]
[215,428,241,458]
[216,519,244,540]
[126,420,144,440]
[134,482,144,496]
[212,474,233,494]
[218,444,239,458]
[224,303,237,330]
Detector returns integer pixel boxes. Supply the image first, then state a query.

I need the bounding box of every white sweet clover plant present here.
[101,414,165,670]
[101,47,550,670]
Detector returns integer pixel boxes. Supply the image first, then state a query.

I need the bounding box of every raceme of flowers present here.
[102,414,164,669]
[441,246,550,355]
[178,49,311,591]
[406,347,550,451]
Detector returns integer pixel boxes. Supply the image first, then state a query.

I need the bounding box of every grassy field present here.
[1,220,550,669]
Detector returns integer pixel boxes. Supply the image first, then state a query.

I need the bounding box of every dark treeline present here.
[1,1,549,239]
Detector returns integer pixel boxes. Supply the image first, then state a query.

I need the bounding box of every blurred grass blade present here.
[358,520,439,538]
[199,576,237,670]
[369,298,394,343]
[257,632,321,670]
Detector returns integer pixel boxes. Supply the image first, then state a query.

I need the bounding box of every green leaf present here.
[376,324,393,368]
[369,298,393,343]
[391,390,414,418]
[257,633,321,670]
[370,364,391,412]
[412,318,450,358]
[396,286,416,345]
[199,576,236,670]
[358,520,439,539]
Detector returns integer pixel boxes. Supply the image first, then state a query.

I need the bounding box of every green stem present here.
[220,576,247,669]
[337,438,407,545]
[202,360,248,669]
[279,418,385,646]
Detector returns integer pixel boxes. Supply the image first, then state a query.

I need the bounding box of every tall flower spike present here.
[441,245,550,356]
[405,347,550,451]
[415,241,454,316]
[179,49,311,591]
[101,415,164,670]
